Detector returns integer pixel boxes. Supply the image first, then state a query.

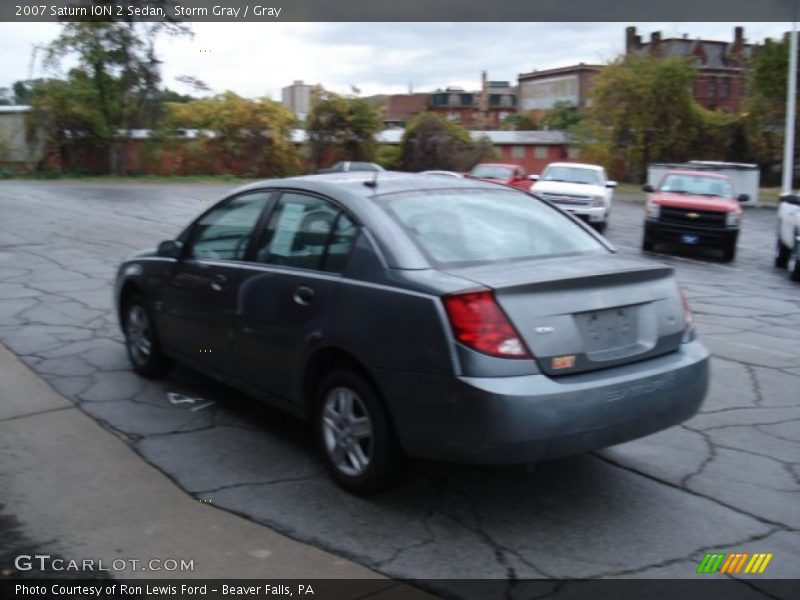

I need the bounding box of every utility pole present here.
[782,14,798,195]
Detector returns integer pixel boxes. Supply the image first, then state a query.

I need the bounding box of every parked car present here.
[529,162,617,233]
[775,194,800,281]
[465,162,530,190]
[317,161,384,174]
[642,170,748,261]
[419,170,464,178]
[115,172,709,494]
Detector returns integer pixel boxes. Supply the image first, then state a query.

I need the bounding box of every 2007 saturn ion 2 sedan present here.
[115,172,709,494]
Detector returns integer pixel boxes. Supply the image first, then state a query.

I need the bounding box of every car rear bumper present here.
[645,219,738,248]
[374,340,709,464]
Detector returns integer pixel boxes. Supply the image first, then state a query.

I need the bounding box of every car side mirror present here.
[529,174,540,181]
[737,194,749,203]
[642,184,655,193]
[606,181,618,188]
[780,194,800,206]
[157,240,183,258]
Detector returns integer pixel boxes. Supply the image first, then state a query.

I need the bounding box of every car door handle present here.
[293,286,315,306]
[210,274,228,292]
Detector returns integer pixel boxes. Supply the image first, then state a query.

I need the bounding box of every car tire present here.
[776,238,791,269]
[315,369,401,495]
[722,245,736,262]
[790,237,800,282]
[122,294,173,378]
[594,221,608,234]
[642,237,654,252]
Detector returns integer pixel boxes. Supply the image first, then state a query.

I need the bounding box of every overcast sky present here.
[0,22,790,100]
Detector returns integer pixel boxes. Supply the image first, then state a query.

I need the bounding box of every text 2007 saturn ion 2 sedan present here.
[115,172,709,494]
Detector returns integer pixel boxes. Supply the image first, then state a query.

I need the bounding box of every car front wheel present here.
[123,295,173,378]
[790,236,800,282]
[775,238,791,269]
[316,369,401,494]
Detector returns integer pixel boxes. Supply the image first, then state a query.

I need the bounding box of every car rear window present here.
[377,188,608,266]
[469,165,513,180]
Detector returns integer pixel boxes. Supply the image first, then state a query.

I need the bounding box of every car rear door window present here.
[188,192,272,261]
[255,192,357,272]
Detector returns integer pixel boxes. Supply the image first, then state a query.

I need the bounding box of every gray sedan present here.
[115,173,709,494]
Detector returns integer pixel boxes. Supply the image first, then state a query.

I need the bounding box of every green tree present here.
[541,100,583,131]
[580,55,703,180]
[400,112,496,172]
[743,36,796,183]
[502,112,538,131]
[165,91,300,177]
[306,91,383,169]
[39,20,190,174]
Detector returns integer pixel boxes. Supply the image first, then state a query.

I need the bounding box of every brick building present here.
[426,72,517,129]
[517,63,603,119]
[384,93,429,127]
[625,26,755,112]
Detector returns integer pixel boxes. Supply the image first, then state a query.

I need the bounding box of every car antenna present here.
[363,170,380,188]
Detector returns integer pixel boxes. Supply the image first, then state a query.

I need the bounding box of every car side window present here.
[189,192,271,261]
[256,192,357,272]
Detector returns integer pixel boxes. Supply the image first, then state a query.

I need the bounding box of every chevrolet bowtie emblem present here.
[686,212,700,219]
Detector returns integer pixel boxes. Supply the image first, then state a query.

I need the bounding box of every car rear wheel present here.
[123,295,173,378]
[316,369,401,494]
[642,237,654,252]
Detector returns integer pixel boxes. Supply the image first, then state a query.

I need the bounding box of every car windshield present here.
[659,174,734,198]
[541,166,604,185]
[377,189,607,266]
[469,165,513,180]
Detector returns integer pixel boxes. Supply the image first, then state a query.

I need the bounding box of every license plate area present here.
[681,234,700,245]
[575,306,638,354]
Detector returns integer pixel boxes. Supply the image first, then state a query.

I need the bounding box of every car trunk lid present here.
[443,254,686,376]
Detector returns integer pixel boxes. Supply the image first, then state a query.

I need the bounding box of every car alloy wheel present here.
[321,387,374,477]
[126,304,152,366]
[316,369,401,494]
[123,295,173,378]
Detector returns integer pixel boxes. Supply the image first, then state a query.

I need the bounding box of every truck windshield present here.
[541,166,603,185]
[659,174,734,198]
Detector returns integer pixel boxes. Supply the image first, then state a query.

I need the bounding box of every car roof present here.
[234,171,503,198]
[472,162,520,169]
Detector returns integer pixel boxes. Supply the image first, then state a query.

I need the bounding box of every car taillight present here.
[679,287,696,343]
[442,289,532,359]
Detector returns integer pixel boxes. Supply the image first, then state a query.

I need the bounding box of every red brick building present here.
[384,93,429,127]
[625,26,755,112]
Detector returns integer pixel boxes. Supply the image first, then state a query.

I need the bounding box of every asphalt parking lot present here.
[0,181,797,590]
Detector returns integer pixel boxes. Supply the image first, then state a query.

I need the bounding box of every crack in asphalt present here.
[0,405,74,424]
[594,453,795,531]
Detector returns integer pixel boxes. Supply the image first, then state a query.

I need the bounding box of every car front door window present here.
[189,192,272,261]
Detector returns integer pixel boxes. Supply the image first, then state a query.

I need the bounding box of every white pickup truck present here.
[529,162,616,233]
[775,194,800,281]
